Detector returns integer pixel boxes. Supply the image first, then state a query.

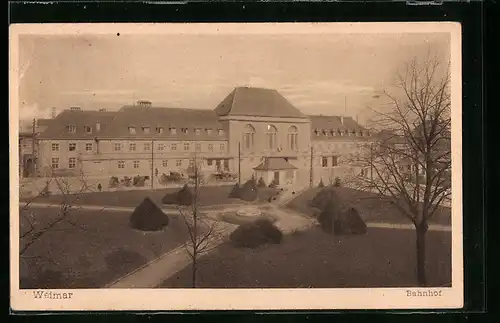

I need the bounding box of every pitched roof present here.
[99,106,227,140]
[309,115,370,141]
[214,87,306,118]
[253,157,298,171]
[38,109,117,139]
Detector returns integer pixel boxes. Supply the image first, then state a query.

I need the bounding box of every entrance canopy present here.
[253,157,297,171]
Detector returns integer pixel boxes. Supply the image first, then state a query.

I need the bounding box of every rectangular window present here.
[207,159,213,166]
[68,143,76,152]
[162,160,168,167]
[84,126,92,134]
[142,127,150,134]
[322,157,328,168]
[189,159,195,167]
[144,143,151,151]
[51,158,59,169]
[208,143,213,151]
[176,160,182,167]
[184,143,190,151]
[223,159,229,172]
[196,143,201,151]
[156,127,164,134]
[171,143,177,151]
[133,160,140,169]
[169,127,177,135]
[68,157,76,169]
[158,143,164,151]
[215,159,221,172]
[332,156,338,167]
[220,143,225,152]
[85,143,93,152]
[114,143,121,151]
[51,143,59,151]
[129,143,136,151]
[118,160,125,169]
[129,127,136,134]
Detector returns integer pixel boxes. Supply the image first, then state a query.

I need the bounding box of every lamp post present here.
[238,141,241,185]
[151,139,154,189]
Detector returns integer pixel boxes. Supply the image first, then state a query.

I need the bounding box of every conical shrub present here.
[334,207,367,235]
[162,184,193,206]
[239,178,258,202]
[229,183,241,198]
[130,197,169,231]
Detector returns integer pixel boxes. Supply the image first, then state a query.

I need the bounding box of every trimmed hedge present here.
[318,179,325,188]
[228,183,241,198]
[310,187,339,211]
[257,177,267,188]
[238,178,258,202]
[162,184,194,206]
[318,201,366,235]
[229,218,283,248]
[130,197,169,231]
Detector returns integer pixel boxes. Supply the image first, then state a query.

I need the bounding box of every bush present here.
[162,184,193,206]
[257,177,267,188]
[333,177,341,187]
[334,207,367,235]
[109,176,119,188]
[159,173,169,186]
[318,200,336,233]
[310,187,339,211]
[268,179,278,188]
[228,183,241,198]
[133,175,146,187]
[123,176,132,187]
[238,178,258,202]
[318,179,325,188]
[167,171,182,183]
[229,218,283,248]
[130,197,169,231]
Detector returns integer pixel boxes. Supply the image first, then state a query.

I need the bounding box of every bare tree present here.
[19,165,99,258]
[346,54,451,286]
[177,153,224,288]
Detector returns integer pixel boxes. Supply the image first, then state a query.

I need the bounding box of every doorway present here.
[273,171,280,185]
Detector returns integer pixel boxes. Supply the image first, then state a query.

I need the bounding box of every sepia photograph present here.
[10,22,462,310]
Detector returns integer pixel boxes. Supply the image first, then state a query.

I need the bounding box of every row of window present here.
[127,126,225,136]
[322,156,339,168]
[66,124,98,134]
[49,158,231,171]
[314,129,370,137]
[51,142,226,153]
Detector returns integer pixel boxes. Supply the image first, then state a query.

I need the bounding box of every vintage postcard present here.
[9,22,463,311]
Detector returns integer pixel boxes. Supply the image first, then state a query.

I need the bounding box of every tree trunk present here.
[191,254,197,288]
[416,223,428,287]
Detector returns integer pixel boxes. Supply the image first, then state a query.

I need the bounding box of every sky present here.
[17,31,450,127]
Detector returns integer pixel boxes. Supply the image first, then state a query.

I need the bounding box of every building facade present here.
[35,87,373,187]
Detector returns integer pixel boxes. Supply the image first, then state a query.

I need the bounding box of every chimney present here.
[96,121,101,132]
[340,116,344,124]
[51,107,57,118]
[137,100,152,108]
[99,108,106,112]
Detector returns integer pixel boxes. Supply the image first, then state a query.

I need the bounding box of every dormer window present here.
[331,130,337,136]
[169,127,177,135]
[195,128,201,135]
[359,131,364,137]
[181,128,189,134]
[322,130,328,136]
[129,126,136,134]
[344,130,349,136]
[156,126,164,134]
[206,128,213,135]
[314,129,319,136]
[67,125,76,133]
[218,129,224,136]
[142,126,150,134]
[84,125,92,134]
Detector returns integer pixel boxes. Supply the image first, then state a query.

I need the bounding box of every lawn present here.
[19,207,192,289]
[22,186,279,209]
[161,226,451,288]
[286,187,451,226]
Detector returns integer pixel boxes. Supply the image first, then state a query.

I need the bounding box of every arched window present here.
[242,124,255,150]
[288,126,298,151]
[266,125,278,150]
